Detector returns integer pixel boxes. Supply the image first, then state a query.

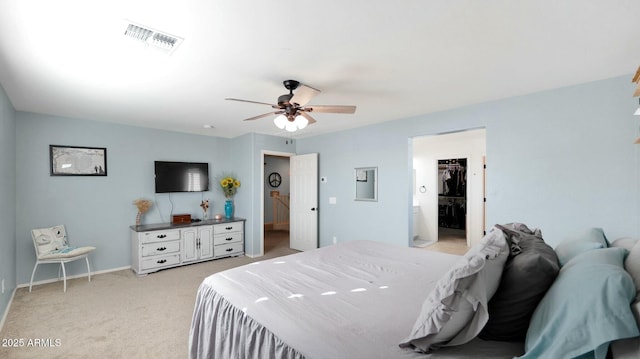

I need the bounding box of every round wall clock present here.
[268,172,282,187]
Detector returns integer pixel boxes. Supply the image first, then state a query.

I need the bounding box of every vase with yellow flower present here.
[219,175,240,219]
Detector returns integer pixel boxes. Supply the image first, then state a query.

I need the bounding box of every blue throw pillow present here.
[519,247,638,359]
[554,228,608,266]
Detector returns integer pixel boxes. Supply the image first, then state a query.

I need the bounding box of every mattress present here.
[189,240,524,358]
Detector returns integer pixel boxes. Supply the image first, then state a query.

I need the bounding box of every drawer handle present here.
[157,247,166,251]
[226,248,233,252]
[225,226,233,230]
[157,259,167,264]
[225,237,233,241]
[156,234,167,239]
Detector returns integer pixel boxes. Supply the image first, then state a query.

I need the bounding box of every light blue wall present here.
[297,75,640,248]
[12,111,296,286]
[15,113,235,284]
[0,81,16,321]
[6,74,640,297]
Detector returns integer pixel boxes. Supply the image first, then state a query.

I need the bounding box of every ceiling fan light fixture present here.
[294,115,308,129]
[274,114,287,129]
[285,122,298,132]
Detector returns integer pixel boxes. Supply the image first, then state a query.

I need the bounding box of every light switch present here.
[329,197,337,204]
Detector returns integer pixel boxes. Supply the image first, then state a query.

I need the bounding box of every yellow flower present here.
[218,174,240,198]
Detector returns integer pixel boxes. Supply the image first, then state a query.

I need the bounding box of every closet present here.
[438,159,466,231]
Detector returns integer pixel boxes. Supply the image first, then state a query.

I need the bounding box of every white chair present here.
[30,225,96,292]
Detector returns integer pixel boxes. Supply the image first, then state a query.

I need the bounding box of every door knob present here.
[311,207,317,211]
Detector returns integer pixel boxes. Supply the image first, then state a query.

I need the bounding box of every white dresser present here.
[130,218,245,275]
[213,221,244,258]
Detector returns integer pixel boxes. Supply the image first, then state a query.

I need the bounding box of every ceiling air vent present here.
[124,22,183,55]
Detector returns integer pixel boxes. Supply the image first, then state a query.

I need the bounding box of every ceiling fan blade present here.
[306,105,356,114]
[298,111,317,124]
[226,98,278,107]
[243,111,283,121]
[290,84,320,106]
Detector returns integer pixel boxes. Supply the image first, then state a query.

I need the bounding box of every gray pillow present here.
[399,227,510,352]
[479,226,559,342]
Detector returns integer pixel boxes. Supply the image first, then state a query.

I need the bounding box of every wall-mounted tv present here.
[154,161,210,193]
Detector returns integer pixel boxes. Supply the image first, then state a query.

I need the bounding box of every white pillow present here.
[625,241,640,296]
[399,227,510,352]
[611,237,639,252]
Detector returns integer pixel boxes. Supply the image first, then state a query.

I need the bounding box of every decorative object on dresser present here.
[200,199,209,220]
[218,174,241,219]
[133,198,153,225]
[172,214,191,224]
[130,218,245,275]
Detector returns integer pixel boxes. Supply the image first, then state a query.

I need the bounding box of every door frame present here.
[410,128,486,247]
[259,150,295,256]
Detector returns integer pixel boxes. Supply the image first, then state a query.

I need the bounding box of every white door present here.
[290,153,319,251]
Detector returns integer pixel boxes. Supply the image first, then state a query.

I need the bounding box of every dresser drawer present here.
[214,242,244,258]
[140,230,180,244]
[141,240,180,257]
[213,232,242,246]
[141,254,181,271]
[213,222,242,235]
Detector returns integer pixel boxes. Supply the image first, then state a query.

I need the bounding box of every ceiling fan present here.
[225,80,356,132]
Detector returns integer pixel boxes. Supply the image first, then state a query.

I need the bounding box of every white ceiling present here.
[1,0,639,139]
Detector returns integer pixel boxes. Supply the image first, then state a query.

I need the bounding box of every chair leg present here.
[61,262,67,293]
[29,263,39,292]
[85,257,92,282]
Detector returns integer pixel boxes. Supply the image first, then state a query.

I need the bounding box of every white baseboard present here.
[0,287,17,332]
[17,266,132,289]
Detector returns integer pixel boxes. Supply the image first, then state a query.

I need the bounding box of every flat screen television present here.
[154,161,210,193]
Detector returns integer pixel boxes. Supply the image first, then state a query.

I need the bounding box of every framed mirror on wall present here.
[355,167,377,201]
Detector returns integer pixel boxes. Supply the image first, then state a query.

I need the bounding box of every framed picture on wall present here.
[50,145,107,176]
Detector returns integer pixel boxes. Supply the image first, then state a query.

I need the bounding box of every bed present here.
[189,225,640,359]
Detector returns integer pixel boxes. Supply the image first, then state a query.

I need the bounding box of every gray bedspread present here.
[189,240,524,359]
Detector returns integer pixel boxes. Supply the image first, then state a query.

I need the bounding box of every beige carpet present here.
[0,231,296,359]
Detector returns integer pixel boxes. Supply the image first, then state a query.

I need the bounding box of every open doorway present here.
[437,158,467,243]
[411,129,486,248]
[263,153,292,255]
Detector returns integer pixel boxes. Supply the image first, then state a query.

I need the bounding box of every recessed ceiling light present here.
[203,124,215,129]
[123,21,183,55]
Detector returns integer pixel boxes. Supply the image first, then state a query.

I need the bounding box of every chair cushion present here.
[32,225,68,256]
[39,246,96,259]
